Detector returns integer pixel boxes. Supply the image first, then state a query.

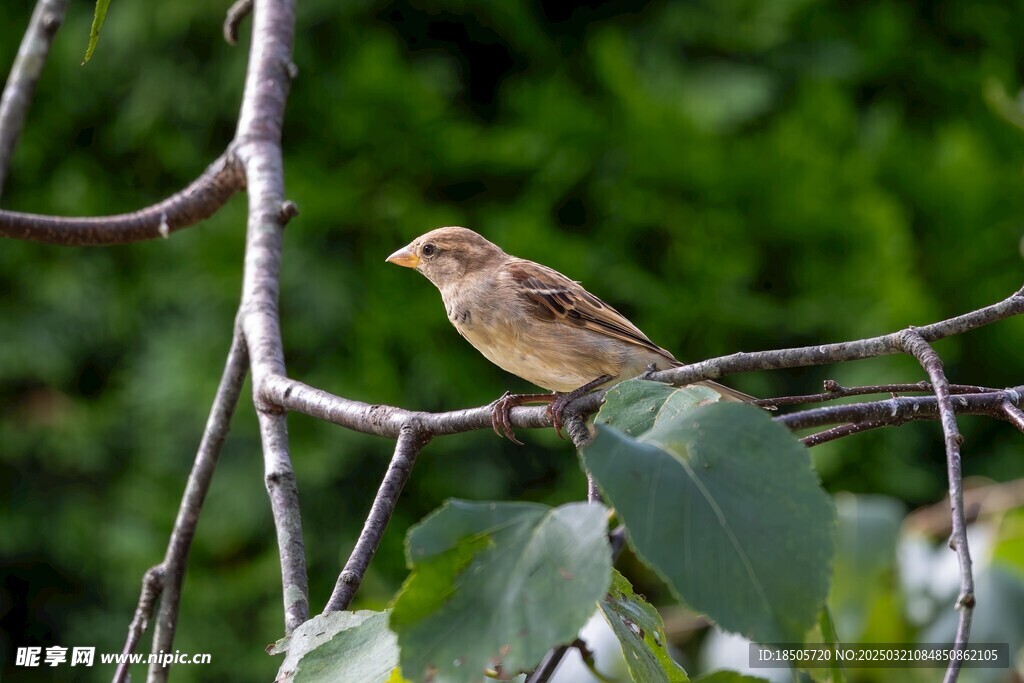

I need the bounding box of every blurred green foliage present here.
[2,0,1024,681]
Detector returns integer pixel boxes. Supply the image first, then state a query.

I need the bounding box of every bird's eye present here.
[421,243,438,258]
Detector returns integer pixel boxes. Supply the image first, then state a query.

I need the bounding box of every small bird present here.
[386,227,752,443]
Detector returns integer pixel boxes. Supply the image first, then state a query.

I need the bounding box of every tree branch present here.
[0,152,245,244]
[905,476,1024,535]
[133,332,248,683]
[323,422,429,613]
[0,0,67,197]
[258,409,309,633]
[650,286,1024,387]
[114,566,163,683]
[233,0,307,635]
[894,329,974,683]
[261,373,557,439]
[801,420,892,447]
[775,387,1024,431]
[756,380,1001,408]
[262,287,1024,444]
[224,0,254,46]
[1000,399,1024,433]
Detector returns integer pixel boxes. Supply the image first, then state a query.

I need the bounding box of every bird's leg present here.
[549,375,614,439]
[490,391,555,445]
[638,363,659,381]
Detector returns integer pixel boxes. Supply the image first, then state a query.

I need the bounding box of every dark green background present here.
[2,1,1023,680]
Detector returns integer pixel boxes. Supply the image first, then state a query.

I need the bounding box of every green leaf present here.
[270,610,399,683]
[693,672,772,683]
[83,0,111,64]
[829,494,903,642]
[595,380,723,436]
[802,607,845,683]
[992,507,1024,581]
[582,380,836,644]
[598,569,689,683]
[391,500,612,683]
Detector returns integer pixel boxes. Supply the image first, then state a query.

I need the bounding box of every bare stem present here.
[0,0,68,196]
[894,329,974,683]
[114,566,164,683]
[141,332,248,683]
[776,387,1024,431]
[224,0,254,45]
[801,421,891,447]
[259,408,309,633]
[323,422,429,613]
[652,287,1024,387]
[756,380,1001,408]
[0,152,245,244]
[1000,399,1024,433]
[234,0,306,635]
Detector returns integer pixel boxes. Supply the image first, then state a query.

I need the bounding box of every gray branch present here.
[114,566,164,683]
[135,333,248,683]
[1001,401,1024,433]
[0,152,245,244]
[895,330,974,683]
[649,286,1024,387]
[233,0,307,635]
[261,286,1024,441]
[323,422,429,613]
[259,409,309,633]
[776,387,1024,431]
[0,0,67,197]
[224,0,254,46]
[756,380,1001,409]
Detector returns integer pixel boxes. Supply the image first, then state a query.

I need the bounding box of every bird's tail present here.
[696,380,757,403]
[660,359,757,402]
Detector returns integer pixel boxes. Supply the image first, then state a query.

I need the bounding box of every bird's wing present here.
[504,258,678,364]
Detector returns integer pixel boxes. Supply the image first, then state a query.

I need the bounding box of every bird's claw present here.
[490,392,525,446]
[638,363,659,381]
[547,395,572,440]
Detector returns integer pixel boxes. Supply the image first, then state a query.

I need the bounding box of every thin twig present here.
[0,152,245,244]
[904,476,1024,536]
[142,332,248,683]
[526,644,571,683]
[652,287,1024,387]
[258,409,310,634]
[323,422,428,613]
[224,0,254,45]
[895,329,974,683]
[0,0,68,197]
[798,389,1024,448]
[114,566,164,683]
[776,387,1024,431]
[756,380,1001,408]
[1001,399,1024,433]
[801,421,890,447]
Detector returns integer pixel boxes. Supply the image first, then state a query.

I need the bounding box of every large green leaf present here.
[270,610,399,683]
[598,569,689,683]
[581,380,836,644]
[390,500,612,683]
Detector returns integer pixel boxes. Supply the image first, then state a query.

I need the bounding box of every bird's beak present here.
[385,245,419,269]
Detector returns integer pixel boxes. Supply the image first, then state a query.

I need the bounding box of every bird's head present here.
[386,226,506,288]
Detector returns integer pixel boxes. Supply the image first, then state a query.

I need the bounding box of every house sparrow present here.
[387,226,752,443]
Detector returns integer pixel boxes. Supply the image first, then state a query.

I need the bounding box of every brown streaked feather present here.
[504,259,678,366]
